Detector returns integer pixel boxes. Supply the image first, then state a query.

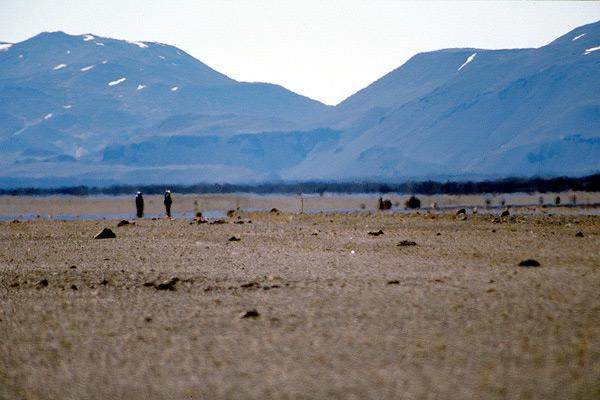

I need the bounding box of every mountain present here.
[284,21,600,180]
[1,22,600,187]
[0,31,332,185]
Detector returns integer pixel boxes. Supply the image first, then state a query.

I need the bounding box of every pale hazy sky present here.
[2,1,600,105]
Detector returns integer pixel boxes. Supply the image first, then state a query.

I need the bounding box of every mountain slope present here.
[284,21,600,180]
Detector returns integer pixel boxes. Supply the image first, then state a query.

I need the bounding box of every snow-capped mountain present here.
[284,21,600,180]
[1,22,599,187]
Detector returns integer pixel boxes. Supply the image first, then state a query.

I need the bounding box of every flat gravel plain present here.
[1,205,599,399]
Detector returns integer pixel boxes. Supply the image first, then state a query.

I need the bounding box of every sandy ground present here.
[1,197,599,399]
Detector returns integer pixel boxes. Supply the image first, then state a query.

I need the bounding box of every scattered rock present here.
[519,259,541,267]
[143,282,155,287]
[240,282,259,289]
[456,209,466,215]
[11,219,20,224]
[229,236,241,242]
[240,309,260,319]
[117,220,131,227]
[156,277,179,291]
[100,279,109,286]
[69,265,77,269]
[226,209,237,218]
[270,208,280,214]
[436,232,441,236]
[378,198,392,210]
[36,278,48,288]
[210,219,226,225]
[387,280,400,285]
[500,210,510,218]
[94,228,116,239]
[10,282,19,288]
[195,212,203,219]
[575,231,584,237]
[145,317,152,322]
[70,284,78,290]
[397,240,417,247]
[368,230,384,236]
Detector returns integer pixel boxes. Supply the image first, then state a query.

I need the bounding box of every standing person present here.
[135,191,144,218]
[164,190,173,218]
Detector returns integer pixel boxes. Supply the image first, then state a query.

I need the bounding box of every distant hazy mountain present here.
[1,22,599,187]
[284,21,600,180]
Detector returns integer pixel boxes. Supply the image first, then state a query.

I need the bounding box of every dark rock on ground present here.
[156,277,180,291]
[117,220,131,227]
[270,208,280,214]
[229,236,241,242]
[94,228,116,239]
[387,280,400,285]
[36,278,48,288]
[405,196,421,209]
[575,231,584,237]
[397,240,417,246]
[210,220,226,225]
[519,259,541,267]
[500,210,510,217]
[241,282,259,289]
[456,209,466,215]
[241,309,260,318]
[368,230,384,236]
[70,284,78,290]
[100,279,109,286]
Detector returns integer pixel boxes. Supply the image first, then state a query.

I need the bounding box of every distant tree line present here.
[1,174,600,196]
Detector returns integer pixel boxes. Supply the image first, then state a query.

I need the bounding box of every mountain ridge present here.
[1,22,599,187]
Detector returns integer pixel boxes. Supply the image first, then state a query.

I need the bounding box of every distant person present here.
[135,191,144,218]
[555,196,561,206]
[164,190,173,218]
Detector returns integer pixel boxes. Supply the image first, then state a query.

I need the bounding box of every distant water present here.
[2,204,600,221]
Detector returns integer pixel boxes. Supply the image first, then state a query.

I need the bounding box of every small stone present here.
[519,259,540,267]
[240,282,259,289]
[100,279,109,286]
[575,231,584,237]
[70,284,78,290]
[36,278,48,288]
[500,210,510,217]
[240,309,260,318]
[145,317,152,322]
[94,228,116,239]
[70,265,77,269]
[229,236,241,242]
[436,232,441,236]
[387,280,400,285]
[368,230,384,236]
[456,209,466,215]
[210,219,226,225]
[116,220,130,227]
[270,208,280,214]
[156,277,179,291]
[397,240,417,247]
[10,282,19,288]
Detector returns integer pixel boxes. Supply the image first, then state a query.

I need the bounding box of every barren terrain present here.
[1,195,599,399]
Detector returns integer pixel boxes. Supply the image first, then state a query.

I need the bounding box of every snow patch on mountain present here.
[82,34,95,41]
[108,77,126,86]
[95,42,104,46]
[53,64,67,70]
[171,86,179,92]
[63,105,72,109]
[458,53,477,71]
[44,113,53,120]
[0,43,13,51]
[584,46,600,55]
[137,84,146,90]
[80,65,94,72]
[572,33,586,41]
[128,41,148,49]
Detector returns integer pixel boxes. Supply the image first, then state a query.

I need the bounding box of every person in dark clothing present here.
[164,190,173,218]
[135,191,144,218]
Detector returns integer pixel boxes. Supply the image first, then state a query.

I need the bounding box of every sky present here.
[2,1,600,105]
